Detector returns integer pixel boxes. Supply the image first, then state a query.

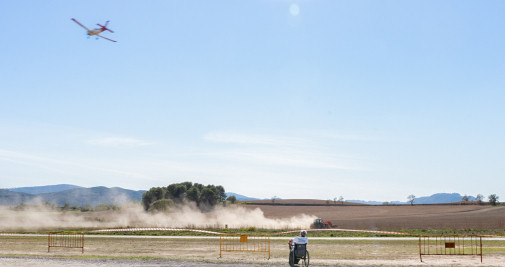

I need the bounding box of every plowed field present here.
[244,200,505,230]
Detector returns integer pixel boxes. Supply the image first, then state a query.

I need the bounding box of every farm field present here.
[3,202,505,233]
[1,235,505,266]
[1,203,505,266]
[244,201,505,230]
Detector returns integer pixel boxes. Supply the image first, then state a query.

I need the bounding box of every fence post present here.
[480,236,482,263]
[419,236,422,262]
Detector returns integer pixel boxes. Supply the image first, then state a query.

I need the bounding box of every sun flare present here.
[289,3,300,16]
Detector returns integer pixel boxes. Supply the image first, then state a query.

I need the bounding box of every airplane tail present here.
[97,21,114,33]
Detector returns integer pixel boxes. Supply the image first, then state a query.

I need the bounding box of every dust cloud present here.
[0,202,316,231]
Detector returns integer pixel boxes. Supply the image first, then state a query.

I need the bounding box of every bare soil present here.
[1,203,505,266]
[1,236,505,266]
[244,202,505,230]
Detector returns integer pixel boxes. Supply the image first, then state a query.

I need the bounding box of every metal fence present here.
[219,234,270,259]
[419,235,482,262]
[48,232,84,253]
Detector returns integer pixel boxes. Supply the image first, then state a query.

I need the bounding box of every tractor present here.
[311,218,333,229]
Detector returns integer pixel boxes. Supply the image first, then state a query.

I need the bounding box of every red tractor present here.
[311,218,333,229]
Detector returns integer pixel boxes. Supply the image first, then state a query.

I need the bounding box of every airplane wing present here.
[97,34,117,42]
[71,18,89,31]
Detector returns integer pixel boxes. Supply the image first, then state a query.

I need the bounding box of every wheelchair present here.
[289,243,309,267]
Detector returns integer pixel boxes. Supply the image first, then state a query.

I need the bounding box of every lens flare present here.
[290,4,300,16]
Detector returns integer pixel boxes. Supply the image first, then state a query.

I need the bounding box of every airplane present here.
[71,18,117,42]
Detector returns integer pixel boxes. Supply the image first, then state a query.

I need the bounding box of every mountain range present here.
[348,193,477,205]
[7,184,83,194]
[0,184,478,207]
[225,192,259,201]
[0,185,146,207]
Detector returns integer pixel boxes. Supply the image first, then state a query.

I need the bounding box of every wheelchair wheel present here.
[289,251,295,267]
[303,250,310,266]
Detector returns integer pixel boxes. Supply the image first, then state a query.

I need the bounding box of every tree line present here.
[407,194,500,206]
[141,182,227,212]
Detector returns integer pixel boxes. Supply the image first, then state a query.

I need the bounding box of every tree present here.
[476,194,484,204]
[142,187,166,211]
[407,195,416,206]
[181,181,193,190]
[216,185,227,202]
[148,199,174,213]
[166,184,187,201]
[186,187,200,204]
[488,194,499,206]
[338,196,344,205]
[227,195,237,204]
[142,182,225,211]
[193,183,204,191]
[200,187,217,207]
[462,195,469,202]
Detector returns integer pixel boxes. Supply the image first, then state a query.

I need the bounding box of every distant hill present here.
[240,193,478,205]
[225,192,259,201]
[349,193,477,205]
[7,184,83,194]
[38,186,146,206]
[348,200,406,205]
[0,185,146,207]
[347,200,387,205]
[414,193,476,204]
[0,189,34,206]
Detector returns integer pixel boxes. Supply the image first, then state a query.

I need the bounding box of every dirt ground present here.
[3,203,504,231]
[245,203,505,230]
[1,204,505,266]
[1,235,504,266]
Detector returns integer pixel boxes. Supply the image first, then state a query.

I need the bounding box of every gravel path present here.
[1,256,501,267]
[0,257,299,267]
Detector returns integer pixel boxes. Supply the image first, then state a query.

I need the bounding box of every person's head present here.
[300,230,307,237]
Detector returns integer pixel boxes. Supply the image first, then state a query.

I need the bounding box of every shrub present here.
[148,199,175,213]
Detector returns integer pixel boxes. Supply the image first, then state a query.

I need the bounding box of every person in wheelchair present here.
[288,230,309,266]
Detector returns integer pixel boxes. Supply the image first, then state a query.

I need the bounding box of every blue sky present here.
[1,1,504,201]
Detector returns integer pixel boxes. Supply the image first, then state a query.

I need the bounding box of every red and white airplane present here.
[71,18,116,42]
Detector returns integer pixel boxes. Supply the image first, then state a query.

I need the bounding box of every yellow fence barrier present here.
[219,233,270,259]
